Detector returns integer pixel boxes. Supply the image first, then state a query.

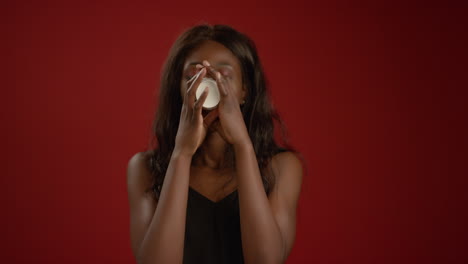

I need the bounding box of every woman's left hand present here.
[201,60,250,146]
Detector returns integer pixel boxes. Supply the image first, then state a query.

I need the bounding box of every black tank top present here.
[183,186,244,264]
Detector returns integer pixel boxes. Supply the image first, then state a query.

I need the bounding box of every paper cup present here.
[195,78,220,110]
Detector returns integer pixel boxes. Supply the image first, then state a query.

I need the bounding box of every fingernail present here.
[203,60,211,67]
[216,72,221,79]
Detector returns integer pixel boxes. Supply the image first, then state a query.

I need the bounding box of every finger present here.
[186,70,200,84]
[214,71,228,96]
[186,67,206,107]
[193,86,209,114]
[186,66,205,87]
[203,62,218,78]
[203,108,219,127]
[204,65,228,96]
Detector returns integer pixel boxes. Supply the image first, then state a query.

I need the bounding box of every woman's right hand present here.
[174,67,219,157]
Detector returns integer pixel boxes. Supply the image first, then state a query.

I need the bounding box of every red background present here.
[2,1,467,263]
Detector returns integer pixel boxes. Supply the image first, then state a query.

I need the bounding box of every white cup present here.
[195,78,220,110]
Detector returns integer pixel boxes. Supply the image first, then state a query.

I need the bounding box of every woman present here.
[127,24,303,264]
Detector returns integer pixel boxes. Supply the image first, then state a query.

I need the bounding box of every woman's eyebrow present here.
[187,61,233,69]
[216,63,233,69]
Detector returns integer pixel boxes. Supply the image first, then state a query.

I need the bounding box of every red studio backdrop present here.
[2,1,467,263]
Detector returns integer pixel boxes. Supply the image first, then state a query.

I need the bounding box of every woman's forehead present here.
[183,40,240,70]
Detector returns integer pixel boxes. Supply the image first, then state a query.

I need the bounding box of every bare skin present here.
[127,40,303,264]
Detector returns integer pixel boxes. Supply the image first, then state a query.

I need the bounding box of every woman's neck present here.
[192,132,234,170]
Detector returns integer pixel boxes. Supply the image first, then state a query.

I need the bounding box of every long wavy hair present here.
[145,24,298,200]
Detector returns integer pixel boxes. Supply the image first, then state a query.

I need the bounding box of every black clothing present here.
[183,186,244,264]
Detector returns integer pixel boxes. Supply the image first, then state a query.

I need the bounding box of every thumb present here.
[203,108,219,127]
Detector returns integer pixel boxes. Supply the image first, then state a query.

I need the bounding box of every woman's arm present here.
[234,143,303,264]
[201,61,303,263]
[127,150,192,264]
[127,66,214,263]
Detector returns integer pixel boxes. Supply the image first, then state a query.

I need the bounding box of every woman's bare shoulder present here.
[271,151,303,175]
[127,151,154,194]
[269,150,303,194]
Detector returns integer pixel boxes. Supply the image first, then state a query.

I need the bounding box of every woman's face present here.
[180,40,246,107]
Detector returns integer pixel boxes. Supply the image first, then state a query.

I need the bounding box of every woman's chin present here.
[207,121,227,139]
[207,120,219,132]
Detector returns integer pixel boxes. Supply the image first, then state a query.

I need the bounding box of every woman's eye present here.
[220,69,233,80]
[184,68,198,81]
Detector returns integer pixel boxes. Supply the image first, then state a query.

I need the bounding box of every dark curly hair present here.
[144,23,298,201]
